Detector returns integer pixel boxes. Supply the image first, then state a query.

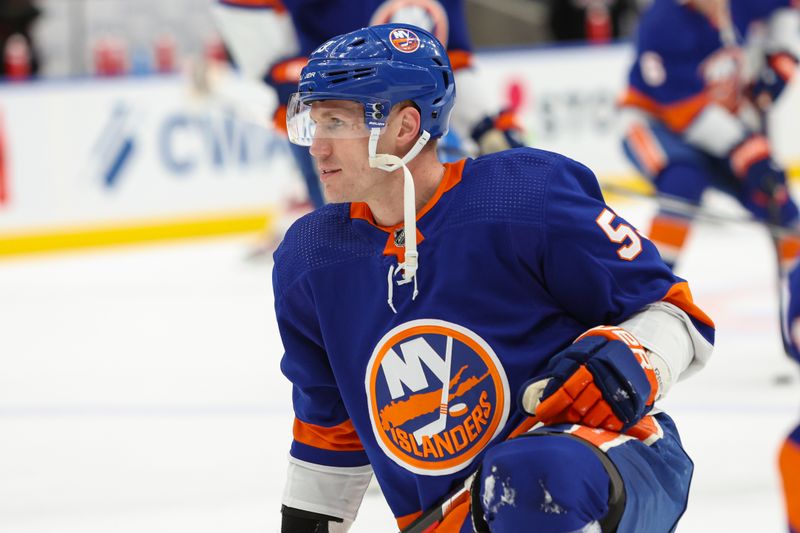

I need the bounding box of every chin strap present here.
[368,127,431,312]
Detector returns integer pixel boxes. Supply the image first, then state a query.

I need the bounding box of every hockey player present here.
[619,0,800,270]
[783,262,800,533]
[209,0,323,256]
[275,23,714,532]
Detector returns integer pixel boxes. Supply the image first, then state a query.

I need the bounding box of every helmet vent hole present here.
[348,38,366,47]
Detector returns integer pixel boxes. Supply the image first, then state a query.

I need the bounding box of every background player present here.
[275,23,714,532]
[619,0,800,271]
[209,0,322,256]
[211,0,525,254]
[782,260,800,532]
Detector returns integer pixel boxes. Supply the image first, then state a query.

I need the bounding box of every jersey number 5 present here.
[595,208,642,261]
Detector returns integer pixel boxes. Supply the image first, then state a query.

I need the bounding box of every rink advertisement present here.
[0,75,298,255]
[1,44,799,255]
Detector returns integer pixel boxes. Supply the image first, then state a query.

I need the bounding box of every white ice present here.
[0,194,797,532]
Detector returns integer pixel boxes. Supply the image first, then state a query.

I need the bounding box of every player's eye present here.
[319,117,345,132]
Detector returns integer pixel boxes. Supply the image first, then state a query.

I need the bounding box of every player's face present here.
[308,100,386,204]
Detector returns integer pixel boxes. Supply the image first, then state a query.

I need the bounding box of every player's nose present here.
[309,134,331,158]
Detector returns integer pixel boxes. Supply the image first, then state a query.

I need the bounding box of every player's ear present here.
[395,104,422,148]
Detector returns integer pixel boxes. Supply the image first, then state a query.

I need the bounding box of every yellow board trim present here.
[0,209,276,258]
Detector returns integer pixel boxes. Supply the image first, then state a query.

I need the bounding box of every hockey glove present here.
[470,108,525,155]
[729,136,798,225]
[520,326,658,432]
[750,52,798,111]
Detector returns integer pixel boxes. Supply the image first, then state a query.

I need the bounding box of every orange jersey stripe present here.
[447,49,473,71]
[779,235,800,265]
[626,122,666,176]
[270,56,307,85]
[662,281,714,329]
[417,158,465,219]
[220,0,286,12]
[349,159,465,229]
[780,437,800,532]
[649,215,691,249]
[493,109,522,132]
[350,159,466,263]
[620,87,711,132]
[293,418,364,452]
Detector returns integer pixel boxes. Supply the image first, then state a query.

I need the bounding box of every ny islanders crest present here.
[365,320,510,475]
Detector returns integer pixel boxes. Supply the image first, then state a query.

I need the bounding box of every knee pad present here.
[473,433,624,533]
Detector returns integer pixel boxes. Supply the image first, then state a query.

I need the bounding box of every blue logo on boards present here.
[89,102,290,189]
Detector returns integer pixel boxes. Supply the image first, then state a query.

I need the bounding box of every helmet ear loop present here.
[367,127,431,285]
[367,128,431,170]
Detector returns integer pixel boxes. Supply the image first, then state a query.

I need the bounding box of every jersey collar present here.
[349,158,466,261]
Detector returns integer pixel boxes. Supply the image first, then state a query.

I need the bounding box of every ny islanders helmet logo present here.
[388,28,421,53]
[365,320,509,475]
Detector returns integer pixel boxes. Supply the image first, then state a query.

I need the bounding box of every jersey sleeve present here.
[536,155,715,349]
[273,261,372,520]
[274,268,370,468]
[787,260,800,364]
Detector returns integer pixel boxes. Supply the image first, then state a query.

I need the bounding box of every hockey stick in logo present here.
[412,335,453,445]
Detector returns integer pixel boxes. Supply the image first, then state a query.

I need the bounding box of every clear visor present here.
[286,93,390,146]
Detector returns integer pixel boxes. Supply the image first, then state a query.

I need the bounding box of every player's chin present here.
[321,183,345,204]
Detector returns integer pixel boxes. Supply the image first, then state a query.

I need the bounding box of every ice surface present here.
[0,195,797,532]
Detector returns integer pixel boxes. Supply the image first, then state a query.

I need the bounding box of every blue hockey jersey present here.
[273,148,715,527]
[621,0,795,132]
[788,259,800,364]
[280,0,472,58]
